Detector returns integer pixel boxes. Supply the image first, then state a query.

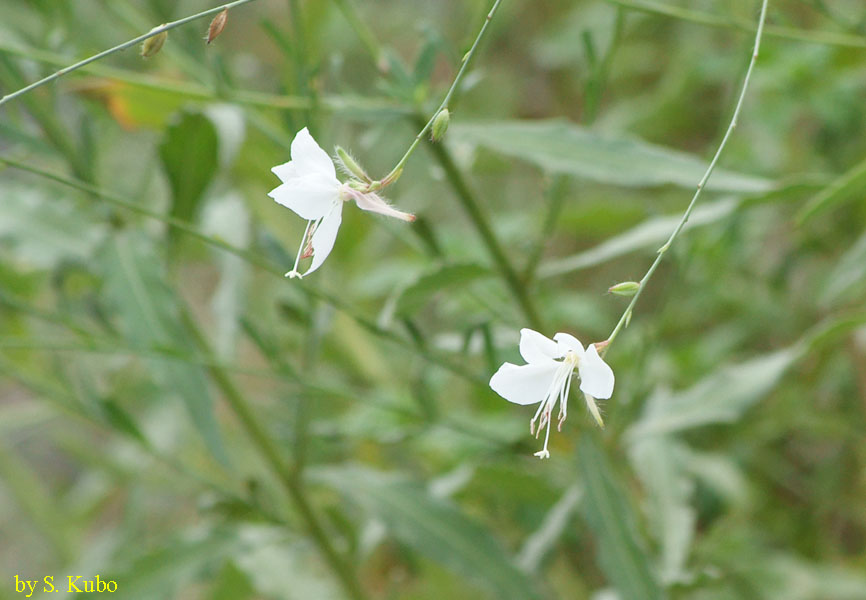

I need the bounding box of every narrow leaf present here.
[796,155,866,223]
[313,466,541,600]
[98,232,228,465]
[452,120,772,193]
[627,346,802,439]
[540,198,739,278]
[578,436,666,600]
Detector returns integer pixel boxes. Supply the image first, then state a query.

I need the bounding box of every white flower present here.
[268,127,415,278]
[489,328,615,459]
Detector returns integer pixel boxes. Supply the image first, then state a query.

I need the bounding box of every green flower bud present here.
[141,27,168,58]
[608,281,640,296]
[335,146,371,183]
[430,108,450,142]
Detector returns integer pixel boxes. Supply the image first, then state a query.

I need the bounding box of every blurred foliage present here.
[1,0,866,599]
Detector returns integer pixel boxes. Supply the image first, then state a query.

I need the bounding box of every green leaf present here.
[0,185,107,269]
[395,263,492,317]
[578,436,666,600]
[451,120,772,193]
[540,198,740,278]
[98,232,228,465]
[796,155,866,223]
[77,528,239,600]
[159,111,219,231]
[627,346,803,439]
[628,437,695,584]
[312,466,541,600]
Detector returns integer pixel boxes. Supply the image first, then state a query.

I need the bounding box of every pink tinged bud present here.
[206,9,228,44]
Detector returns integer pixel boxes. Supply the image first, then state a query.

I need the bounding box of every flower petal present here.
[489,361,560,406]
[268,173,339,221]
[519,329,562,364]
[554,332,584,356]
[578,344,615,399]
[271,160,298,182]
[291,127,336,180]
[303,202,343,276]
[351,190,415,222]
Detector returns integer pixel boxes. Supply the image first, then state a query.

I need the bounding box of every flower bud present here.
[206,8,228,45]
[335,146,370,182]
[141,27,168,58]
[430,108,450,142]
[608,281,640,296]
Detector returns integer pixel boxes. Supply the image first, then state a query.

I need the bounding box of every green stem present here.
[378,0,505,187]
[605,0,864,48]
[181,310,369,600]
[422,119,545,331]
[0,0,260,108]
[603,0,770,355]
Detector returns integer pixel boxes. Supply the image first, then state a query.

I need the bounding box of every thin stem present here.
[603,0,770,354]
[377,0,505,187]
[0,0,260,108]
[180,309,369,600]
[421,117,545,331]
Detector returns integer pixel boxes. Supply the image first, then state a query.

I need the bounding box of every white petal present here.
[519,329,562,364]
[578,344,615,400]
[554,332,584,356]
[268,173,339,221]
[351,191,415,222]
[303,202,343,276]
[489,361,560,406]
[271,160,298,182]
[291,127,337,180]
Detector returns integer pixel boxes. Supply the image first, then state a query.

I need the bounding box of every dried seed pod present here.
[206,8,228,45]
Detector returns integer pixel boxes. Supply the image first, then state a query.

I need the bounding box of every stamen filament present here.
[285,219,314,278]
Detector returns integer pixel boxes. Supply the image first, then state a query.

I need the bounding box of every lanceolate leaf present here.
[451,120,772,193]
[312,466,540,600]
[98,232,227,465]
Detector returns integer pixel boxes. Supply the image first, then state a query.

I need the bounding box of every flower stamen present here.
[285,219,314,279]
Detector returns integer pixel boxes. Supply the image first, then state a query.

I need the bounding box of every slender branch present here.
[603,0,770,354]
[0,0,260,108]
[375,0,505,188]
[421,118,545,331]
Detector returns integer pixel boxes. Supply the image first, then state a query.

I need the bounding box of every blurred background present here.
[1,0,865,598]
